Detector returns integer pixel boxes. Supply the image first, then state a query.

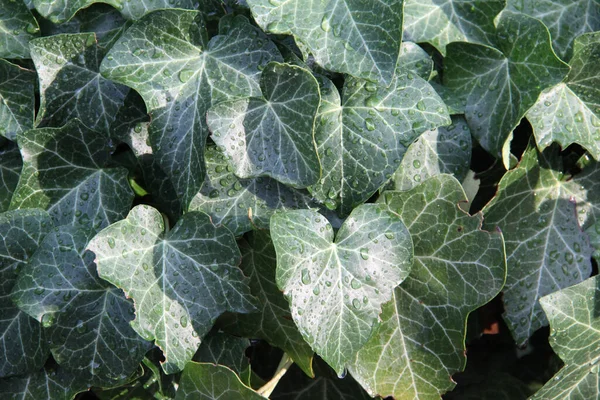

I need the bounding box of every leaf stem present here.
[256,353,293,397]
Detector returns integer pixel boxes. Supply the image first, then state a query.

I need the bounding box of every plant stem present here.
[257,353,293,397]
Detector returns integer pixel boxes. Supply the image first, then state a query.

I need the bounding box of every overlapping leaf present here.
[483,144,592,345]
[189,145,320,237]
[176,362,266,400]
[527,34,600,159]
[270,204,413,375]
[88,205,257,374]
[444,11,569,165]
[194,332,250,379]
[0,59,35,141]
[101,11,283,208]
[0,0,39,58]
[0,140,22,212]
[208,62,320,188]
[309,72,450,215]
[0,364,88,399]
[221,231,314,376]
[393,116,471,191]
[120,0,222,20]
[30,33,129,134]
[348,175,505,399]
[0,209,53,377]
[507,0,600,60]
[403,0,504,54]
[532,276,600,399]
[398,42,434,80]
[246,0,403,85]
[11,225,151,385]
[10,120,133,232]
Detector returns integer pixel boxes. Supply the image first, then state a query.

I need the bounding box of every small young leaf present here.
[88,205,257,374]
[208,62,320,189]
[270,204,413,375]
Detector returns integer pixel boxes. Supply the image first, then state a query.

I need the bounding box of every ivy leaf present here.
[483,144,593,345]
[507,0,600,60]
[403,0,505,55]
[30,33,129,135]
[444,10,569,165]
[194,332,250,380]
[527,34,600,158]
[348,175,505,399]
[10,120,133,232]
[10,225,151,385]
[208,62,320,189]
[101,11,283,208]
[176,362,266,400]
[0,140,22,213]
[0,59,36,141]
[0,0,40,58]
[532,276,600,399]
[120,0,222,20]
[75,4,131,49]
[221,231,314,377]
[246,0,403,85]
[88,205,258,374]
[0,209,53,377]
[0,364,88,399]
[309,72,451,215]
[392,116,471,191]
[32,0,118,23]
[270,204,413,375]
[398,42,434,80]
[189,145,320,237]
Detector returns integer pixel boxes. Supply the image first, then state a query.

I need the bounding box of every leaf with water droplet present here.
[271,204,413,374]
[0,0,39,58]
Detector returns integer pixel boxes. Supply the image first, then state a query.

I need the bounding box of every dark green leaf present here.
[194,331,250,379]
[0,59,35,141]
[0,0,40,58]
[0,364,88,400]
[0,140,22,212]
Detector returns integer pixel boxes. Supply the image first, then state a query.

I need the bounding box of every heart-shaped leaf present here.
[270,204,413,375]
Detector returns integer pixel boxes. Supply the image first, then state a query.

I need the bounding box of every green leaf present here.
[270,204,413,375]
[507,0,600,60]
[76,4,130,49]
[194,331,250,380]
[392,115,471,191]
[0,364,88,399]
[30,33,129,134]
[0,59,36,141]
[444,11,569,164]
[309,72,451,215]
[176,362,266,400]
[0,140,22,212]
[189,145,320,237]
[348,175,505,399]
[483,144,592,345]
[221,231,314,377]
[527,34,600,158]
[208,62,320,189]
[398,42,434,80]
[445,373,533,400]
[119,0,216,20]
[246,0,403,85]
[0,209,53,377]
[10,120,134,232]
[32,0,120,23]
[532,276,600,399]
[10,225,151,385]
[0,0,40,58]
[403,0,505,55]
[88,205,257,374]
[101,11,283,208]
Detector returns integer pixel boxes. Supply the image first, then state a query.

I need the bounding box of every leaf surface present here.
[403,0,504,54]
[0,365,88,399]
[270,204,413,375]
[30,33,129,134]
[0,60,35,141]
[533,276,600,399]
[0,209,53,377]
[483,145,592,345]
[246,0,403,85]
[11,225,150,385]
[348,175,505,399]
[88,205,257,374]
[10,120,133,232]
[222,231,314,376]
[527,34,600,158]
[0,0,39,58]
[176,362,265,400]
[194,332,250,379]
[0,140,22,212]
[101,11,282,208]
[310,72,450,215]
[444,11,569,164]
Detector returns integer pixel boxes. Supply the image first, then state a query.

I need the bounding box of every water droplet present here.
[312,286,320,295]
[365,118,375,131]
[365,95,382,108]
[107,237,115,249]
[180,315,188,328]
[301,268,311,285]
[41,313,55,328]
[34,287,44,295]
[75,320,87,333]
[416,101,426,111]
[350,279,362,289]
[360,248,369,260]
[320,16,331,32]
[352,298,361,309]
[179,69,193,83]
